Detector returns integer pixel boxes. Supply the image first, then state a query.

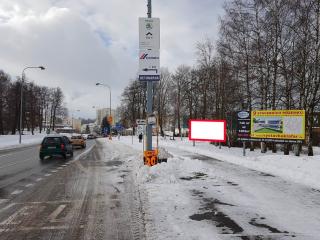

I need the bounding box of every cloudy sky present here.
[0,0,225,119]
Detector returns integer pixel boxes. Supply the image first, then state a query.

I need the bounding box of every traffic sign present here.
[139,18,160,49]
[137,125,146,135]
[147,115,157,125]
[144,150,158,166]
[139,49,160,81]
[108,116,113,124]
[136,119,146,125]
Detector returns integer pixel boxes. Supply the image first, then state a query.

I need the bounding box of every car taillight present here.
[61,144,65,150]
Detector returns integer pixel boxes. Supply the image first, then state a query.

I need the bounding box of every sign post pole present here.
[146,0,153,152]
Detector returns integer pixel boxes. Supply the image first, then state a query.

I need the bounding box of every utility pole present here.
[146,0,153,151]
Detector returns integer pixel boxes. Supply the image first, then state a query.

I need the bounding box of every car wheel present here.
[40,155,44,160]
[70,151,74,157]
[62,154,67,160]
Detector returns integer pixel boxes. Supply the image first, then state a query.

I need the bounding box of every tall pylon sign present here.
[139,0,160,165]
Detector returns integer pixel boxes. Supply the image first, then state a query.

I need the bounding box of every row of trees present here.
[0,69,65,135]
[119,0,320,155]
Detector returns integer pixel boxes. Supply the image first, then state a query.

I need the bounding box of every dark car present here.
[87,134,95,139]
[39,135,73,160]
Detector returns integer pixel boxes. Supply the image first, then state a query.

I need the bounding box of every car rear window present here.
[43,137,61,145]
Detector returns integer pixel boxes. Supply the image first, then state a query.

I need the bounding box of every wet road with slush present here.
[0,139,144,240]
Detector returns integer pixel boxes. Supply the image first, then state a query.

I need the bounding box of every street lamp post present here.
[19,66,45,144]
[96,83,112,139]
[95,83,111,118]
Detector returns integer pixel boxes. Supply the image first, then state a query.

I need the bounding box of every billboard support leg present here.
[243,142,246,156]
[250,141,254,151]
[293,144,300,156]
[261,142,267,153]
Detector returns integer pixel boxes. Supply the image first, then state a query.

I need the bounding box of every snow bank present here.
[0,133,46,150]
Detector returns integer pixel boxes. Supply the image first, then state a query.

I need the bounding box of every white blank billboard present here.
[189,120,226,142]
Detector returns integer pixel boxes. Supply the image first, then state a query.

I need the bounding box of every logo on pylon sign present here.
[139,49,160,81]
[140,53,159,60]
[140,53,148,59]
[146,23,152,30]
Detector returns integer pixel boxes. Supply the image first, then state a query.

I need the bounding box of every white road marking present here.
[51,170,57,173]
[0,206,30,225]
[44,173,52,177]
[25,183,33,188]
[0,153,15,158]
[62,164,67,167]
[11,190,23,195]
[48,204,67,222]
[0,199,8,204]
[0,203,16,214]
[57,167,63,169]
[36,178,43,182]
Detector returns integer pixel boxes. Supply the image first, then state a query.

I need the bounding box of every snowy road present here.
[0,140,95,189]
[0,139,145,240]
[154,146,320,240]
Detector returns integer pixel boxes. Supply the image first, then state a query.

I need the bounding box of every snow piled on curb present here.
[0,133,46,150]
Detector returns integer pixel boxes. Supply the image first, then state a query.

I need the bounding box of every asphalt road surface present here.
[0,139,144,240]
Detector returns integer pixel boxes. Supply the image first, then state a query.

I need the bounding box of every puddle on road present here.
[191,190,204,197]
[227,181,239,186]
[259,172,275,177]
[190,210,243,234]
[105,161,123,167]
[236,235,295,240]
[249,218,285,234]
[180,172,208,181]
[190,191,241,234]
[311,188,320,193]
[201,197,235,208]
[188,155,222,162]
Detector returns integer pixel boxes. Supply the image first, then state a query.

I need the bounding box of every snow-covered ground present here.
[115,136,320,239]
[0,132,46,150]
[119,136,320,190]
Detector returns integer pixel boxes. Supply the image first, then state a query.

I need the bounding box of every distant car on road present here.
[70,134,86,148]
[40,135,73,160]
[87,134,96,139]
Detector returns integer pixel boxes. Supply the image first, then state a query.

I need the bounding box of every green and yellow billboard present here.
[251,110,305,140]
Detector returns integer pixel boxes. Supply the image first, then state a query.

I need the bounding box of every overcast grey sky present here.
[0,0,225,119]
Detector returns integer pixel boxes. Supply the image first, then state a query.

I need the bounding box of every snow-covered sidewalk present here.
[119,136,320,191]
[116,136,320,239]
